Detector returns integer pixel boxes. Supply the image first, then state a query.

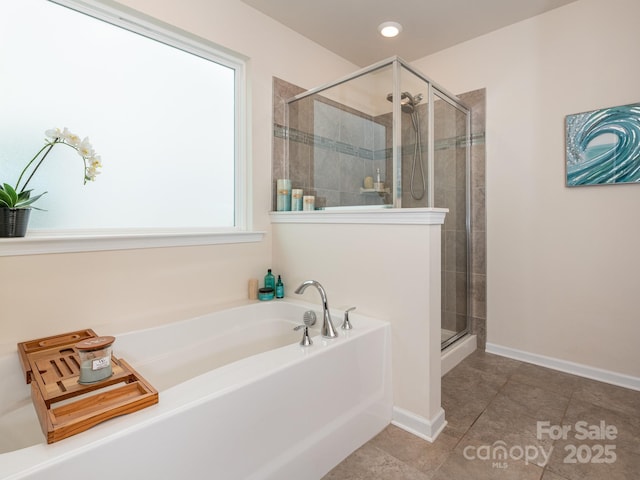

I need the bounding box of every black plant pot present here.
[0,208,31,237]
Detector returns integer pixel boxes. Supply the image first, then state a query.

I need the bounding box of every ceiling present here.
[241,0,578,67]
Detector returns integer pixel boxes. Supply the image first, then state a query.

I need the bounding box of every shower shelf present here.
[359,188,390,194]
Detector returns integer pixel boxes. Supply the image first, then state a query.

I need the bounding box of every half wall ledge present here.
[270,207,447,225]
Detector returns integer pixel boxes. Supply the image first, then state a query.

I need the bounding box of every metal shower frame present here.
[286,56,472,349]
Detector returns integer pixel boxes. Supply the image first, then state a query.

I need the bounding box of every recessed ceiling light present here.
[378,21,403,38]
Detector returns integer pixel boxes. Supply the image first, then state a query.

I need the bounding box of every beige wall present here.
[272,220,443,427]
[0,0,356,349]
[413,0,640,377]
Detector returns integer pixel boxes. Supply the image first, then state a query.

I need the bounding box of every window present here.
[0,0,248,245]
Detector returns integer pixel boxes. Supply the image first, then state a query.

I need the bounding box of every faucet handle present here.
[342,307,356,330]
[293,324,313,346]
[303,310,317,326]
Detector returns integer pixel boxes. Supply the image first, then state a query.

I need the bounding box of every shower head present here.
[386,91,421,114]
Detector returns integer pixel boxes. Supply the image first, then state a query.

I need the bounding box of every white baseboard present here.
[441,334,477,376]
[391,406,447,443]
[486,342,640,392]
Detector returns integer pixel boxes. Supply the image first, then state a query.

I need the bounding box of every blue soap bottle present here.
[264,269,276,290]
[276,275,284,299]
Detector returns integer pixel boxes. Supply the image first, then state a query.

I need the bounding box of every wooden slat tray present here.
[18,330,158,444]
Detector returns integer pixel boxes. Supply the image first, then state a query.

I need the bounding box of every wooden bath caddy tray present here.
[18,329,158,444]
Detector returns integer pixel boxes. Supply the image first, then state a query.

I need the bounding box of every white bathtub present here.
[0,300,392,479]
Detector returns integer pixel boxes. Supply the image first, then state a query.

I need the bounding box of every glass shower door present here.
[434,91,470,349]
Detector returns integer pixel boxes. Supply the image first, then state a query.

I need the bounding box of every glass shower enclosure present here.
[283,57,471,349]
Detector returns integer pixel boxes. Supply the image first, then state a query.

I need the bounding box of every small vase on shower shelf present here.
[374,168,384,192]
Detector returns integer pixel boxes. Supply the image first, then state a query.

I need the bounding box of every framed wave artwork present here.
[565,102,640,186]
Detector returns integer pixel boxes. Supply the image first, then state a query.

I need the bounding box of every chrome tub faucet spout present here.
[294,280,338,339]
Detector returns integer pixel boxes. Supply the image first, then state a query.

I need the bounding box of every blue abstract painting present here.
[566,102,640,186]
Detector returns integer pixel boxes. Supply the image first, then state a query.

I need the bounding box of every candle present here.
[292,189,303,211]
[276,179,292,211]
[303,195,315,211]
[75,336,115,384]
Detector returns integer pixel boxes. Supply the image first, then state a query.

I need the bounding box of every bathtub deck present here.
[18,330,158,444]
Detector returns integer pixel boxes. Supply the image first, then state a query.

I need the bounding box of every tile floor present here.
[323,350,640,479]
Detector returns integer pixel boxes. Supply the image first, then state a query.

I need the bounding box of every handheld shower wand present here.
[386,91,426,200]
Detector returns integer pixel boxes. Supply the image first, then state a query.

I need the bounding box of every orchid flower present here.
[0,127,103,209]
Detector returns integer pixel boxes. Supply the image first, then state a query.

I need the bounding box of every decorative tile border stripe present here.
[274,124,485,160]
[274,123,377,160]
[435,132,485,150]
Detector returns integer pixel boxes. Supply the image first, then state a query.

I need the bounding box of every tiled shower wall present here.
[272,77,390,209]
[272,77,487,349]
[272,78,305,197]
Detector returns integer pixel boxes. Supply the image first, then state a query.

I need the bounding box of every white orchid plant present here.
[0,127,102,209]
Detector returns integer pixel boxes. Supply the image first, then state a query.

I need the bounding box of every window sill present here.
[0,229,265,256]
